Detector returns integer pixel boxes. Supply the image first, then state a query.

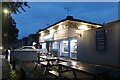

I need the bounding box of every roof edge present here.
[39,16,102,32]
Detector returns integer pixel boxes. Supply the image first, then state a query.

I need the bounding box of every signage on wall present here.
[44,34,54,41]
[96,30,107,52]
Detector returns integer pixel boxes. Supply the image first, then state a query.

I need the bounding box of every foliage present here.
[10,69,20,80]
[2,2,30,14]
[10,69,17,78]
[2,2,30,49]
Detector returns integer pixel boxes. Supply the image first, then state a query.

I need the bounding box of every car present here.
[20,46,36,49]
[14,46,38,51]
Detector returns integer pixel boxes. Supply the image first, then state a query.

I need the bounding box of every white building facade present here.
[38,16,101,59]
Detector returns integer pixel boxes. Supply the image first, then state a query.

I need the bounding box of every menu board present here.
[96,30,107,52]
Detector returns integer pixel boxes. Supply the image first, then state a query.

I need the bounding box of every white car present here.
[14,46,39,51]
[20,46,36,49]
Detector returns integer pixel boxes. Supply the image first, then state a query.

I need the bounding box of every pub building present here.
[38,16,101,59]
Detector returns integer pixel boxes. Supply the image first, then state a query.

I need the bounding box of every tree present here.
[2,2,30,49]
[2,2,30,14]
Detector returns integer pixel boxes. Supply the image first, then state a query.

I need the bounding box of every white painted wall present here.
[77,21,120,67]
[54,28,68,40]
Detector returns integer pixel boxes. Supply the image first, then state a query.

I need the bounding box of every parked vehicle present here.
[14,46,38,51]
[10,46,48,64]
[20,46,36,49]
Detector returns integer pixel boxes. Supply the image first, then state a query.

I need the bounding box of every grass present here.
[9,69,20,80]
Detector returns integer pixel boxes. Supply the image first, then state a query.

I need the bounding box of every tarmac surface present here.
[0,55,10,80]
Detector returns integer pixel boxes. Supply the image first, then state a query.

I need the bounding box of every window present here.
[70,39,77,53]
[62,40,68,53]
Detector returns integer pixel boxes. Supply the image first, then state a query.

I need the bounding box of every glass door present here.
[60,40,69,58]
[70,39,77,59]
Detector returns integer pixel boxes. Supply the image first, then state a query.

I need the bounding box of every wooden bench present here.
[49,70,59,77]
[39,60,59,76]
[49,70,72,79]
[34,60,43,70]
[34,55,46,70]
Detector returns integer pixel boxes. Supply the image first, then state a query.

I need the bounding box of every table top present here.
[58,61,111,75]
[39,56,59,60]
[59,57,73,62]
[39,56,77,62]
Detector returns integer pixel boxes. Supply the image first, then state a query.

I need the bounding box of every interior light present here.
[63,41,68,43]
[71,39,77,42]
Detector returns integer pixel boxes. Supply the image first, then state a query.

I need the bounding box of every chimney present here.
[66,16,73,20]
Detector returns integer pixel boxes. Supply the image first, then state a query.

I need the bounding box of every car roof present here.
[21,46,36,49]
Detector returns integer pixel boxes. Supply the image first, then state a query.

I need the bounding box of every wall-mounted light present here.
[78,25,90,30]
[76,25,91,37]
[0,46,3,50]
[3,8,10,15]
[40,31,44,36]
[50,29,55,34]
[76,29,83,37]
[58,25,63,31]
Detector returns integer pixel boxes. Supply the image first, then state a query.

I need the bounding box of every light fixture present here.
[76,25,90,37]
[76,29,83,37]
[3,9,9,14]
[58,25,63,31]
[0,46,3,50]
[78,25,90,30]
[41,31,44,36]
[50,29,55,34]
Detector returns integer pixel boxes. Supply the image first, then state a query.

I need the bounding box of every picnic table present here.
[49,61,111,80]
[36,56,59,76]
[34,56,119,80]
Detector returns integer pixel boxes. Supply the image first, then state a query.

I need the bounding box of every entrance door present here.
[70,39,77,59]
[60,40,69,58]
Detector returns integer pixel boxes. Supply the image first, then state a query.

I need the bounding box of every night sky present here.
[11,2,118,39]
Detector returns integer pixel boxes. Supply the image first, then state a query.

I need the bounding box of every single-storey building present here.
[38,16,120,67]
[38,16,101,59]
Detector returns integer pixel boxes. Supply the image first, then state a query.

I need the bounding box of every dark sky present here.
[12,2,118,39]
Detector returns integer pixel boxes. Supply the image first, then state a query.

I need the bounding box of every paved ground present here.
[1,55,119,80]
[0,58,108,80]
[0,55,10,80]
[0,56,2,79]
[24,61,93,80]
